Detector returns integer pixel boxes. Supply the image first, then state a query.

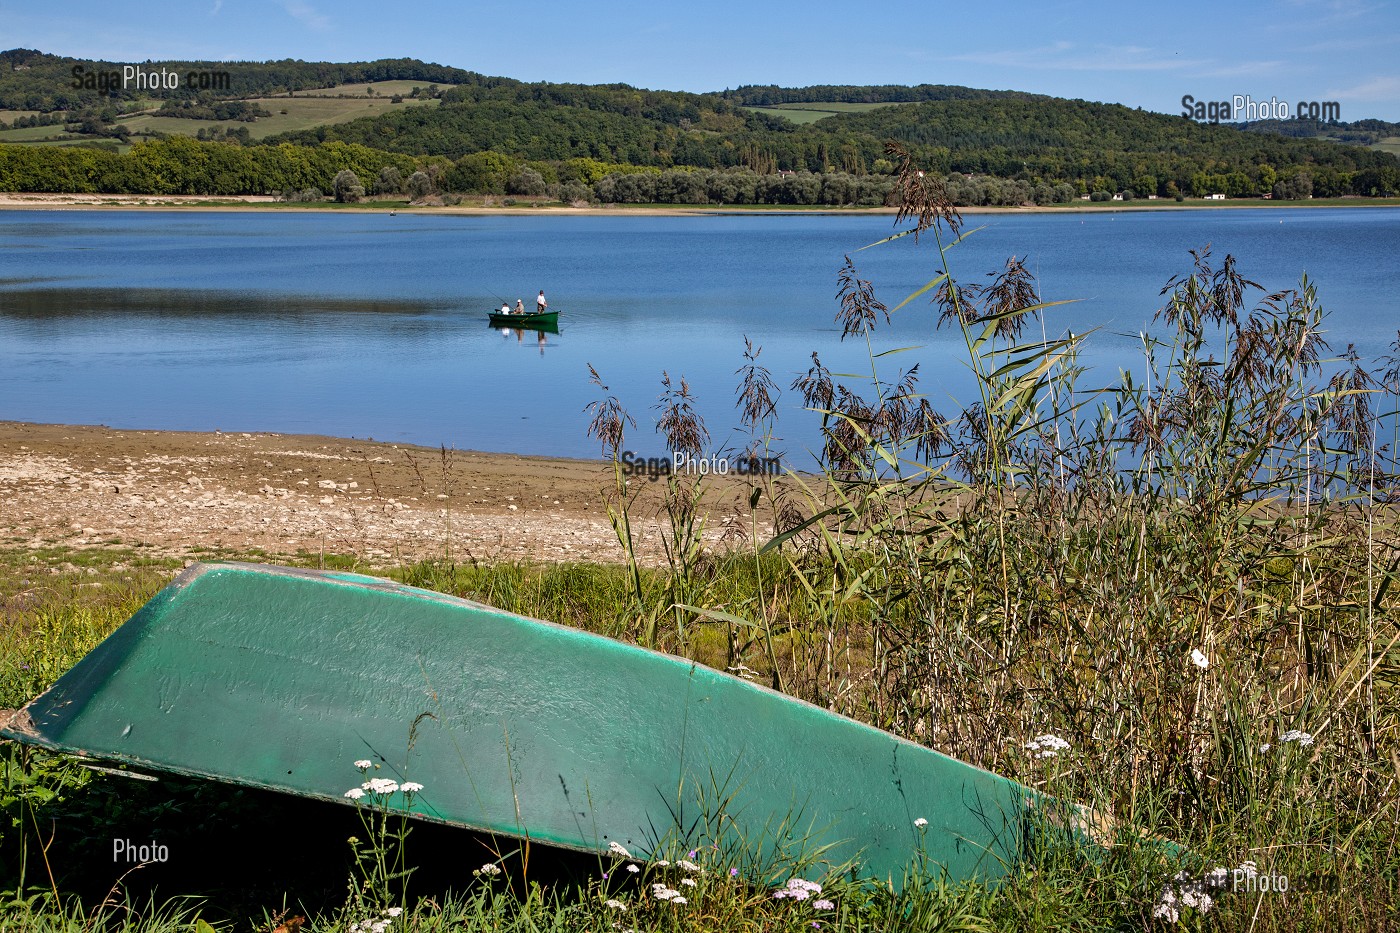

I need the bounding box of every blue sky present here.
[4,0,1399,120]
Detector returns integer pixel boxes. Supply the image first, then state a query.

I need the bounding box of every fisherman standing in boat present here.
[536,290,547,312]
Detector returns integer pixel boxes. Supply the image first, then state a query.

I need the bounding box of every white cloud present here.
[1189,60,1288,78]
[1325,75,1400,100]
[282,0,330,31]
[948,42,1209,73]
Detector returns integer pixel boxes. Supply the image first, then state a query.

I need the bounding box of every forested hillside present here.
[272,88,1400,196]
[0,48,505,110]
[3,48,1399,201]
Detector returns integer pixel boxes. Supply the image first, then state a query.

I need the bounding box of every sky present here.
[4,0,1399,121]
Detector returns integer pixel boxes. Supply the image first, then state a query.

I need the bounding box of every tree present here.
[506,168,547,196]
[332,169,365,202]
[406,170,434,200]
[376,165,402,194]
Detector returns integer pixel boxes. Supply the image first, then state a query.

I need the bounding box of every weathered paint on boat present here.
[0,563,1031,885]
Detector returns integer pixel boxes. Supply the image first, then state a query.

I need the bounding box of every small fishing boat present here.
[2,562,1037,887]
[488,309,558,328]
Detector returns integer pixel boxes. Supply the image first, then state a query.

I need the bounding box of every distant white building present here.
[1205,193,1227,200]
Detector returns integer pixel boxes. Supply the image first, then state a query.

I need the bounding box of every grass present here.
[743,102,899,124]
[1373,137,1400,156]
[3,147,1400,931]
[116,94,442,141]
[0,90,445,148]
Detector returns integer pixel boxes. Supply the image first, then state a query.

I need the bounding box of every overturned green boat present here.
[1,563,1032,885]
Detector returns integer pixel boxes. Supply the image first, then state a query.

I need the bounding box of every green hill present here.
[268,87,1399,196]
[2,48,1398,201]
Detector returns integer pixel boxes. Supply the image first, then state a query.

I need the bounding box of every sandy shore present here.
[0,421,766,565]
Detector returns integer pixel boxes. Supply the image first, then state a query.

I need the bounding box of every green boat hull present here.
[489,310,559,329]
[1,563,1030,885]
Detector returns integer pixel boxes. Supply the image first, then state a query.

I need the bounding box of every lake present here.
[2,208,1398,466]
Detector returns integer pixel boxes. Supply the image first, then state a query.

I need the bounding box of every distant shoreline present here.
[3,191,1399,214]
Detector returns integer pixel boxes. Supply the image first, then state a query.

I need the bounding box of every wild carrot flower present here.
[608,841,632,858]
[1280,729,1315,746]
[1025,734,1071,759]
[605,899,627,911]
[354,759,373,769]
[913,817,928,827]
[813,899,835,910]
[344,788,365,799]
[678,859,701,872]
[680,878,697,887]
[775,878,822,900]
[672,896,688,905]
[626,864,640,873]
[476,863,502,876]
[400,781,424,793]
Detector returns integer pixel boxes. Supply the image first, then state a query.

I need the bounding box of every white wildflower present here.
[354,759,373,769]
[813,899,835,910]
[778,878,822,901]
[913,817,928,828]
[477,863,502,876]
[1237,860,1258,877]
[1280,729,1315,747]
[1259,743,1272,752]
[652,885,680,901]
[1024,734,1071,759]
[344,788,365,799]
[400,781,424,793]
[678,859,701,872]
[626,864,640,873]
[1190,649,1209,670]
[605,898,627,911]
[654,859,670,867]
[680,878,697,887]
[672,896,688,905]
[1204,867,1229,888]
[608,841,632,858]
[1152,902,1179,923]
[365,778,399,794]
[384,907,402,918]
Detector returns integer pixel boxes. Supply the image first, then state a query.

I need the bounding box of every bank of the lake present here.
[3,190,1400,213]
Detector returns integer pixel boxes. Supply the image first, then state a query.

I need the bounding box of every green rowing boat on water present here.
[489,309,559,328]
[1,562,1035,886]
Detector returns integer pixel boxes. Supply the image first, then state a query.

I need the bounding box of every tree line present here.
[0,138,1100,206]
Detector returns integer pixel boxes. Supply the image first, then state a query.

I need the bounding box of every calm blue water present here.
[2,208,1398,465]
